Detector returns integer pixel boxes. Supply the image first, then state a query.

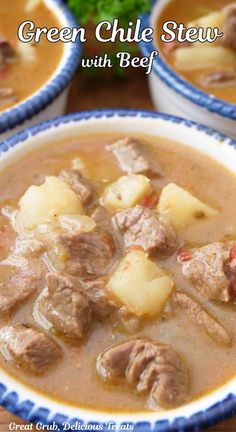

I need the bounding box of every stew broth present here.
[0,134,236,412]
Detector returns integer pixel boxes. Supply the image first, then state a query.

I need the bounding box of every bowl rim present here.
[0,0,81,135]
[139,0,236,121]
[1,108,236,432]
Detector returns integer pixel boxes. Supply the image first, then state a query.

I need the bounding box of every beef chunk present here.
[0,258,44,316]
[92,206,114,233]
[173,292,231,346]
[182,243,229,302]
[106,138,153,175]
[113,205,177,254]
[92,206,123,251]
[60,169,93,204]
[0,37,16,68]
[0,325,61,374]
[97,339,188,409]
[200,70,236,87]
[60,230,116,278]
[228,258,236,274]
[84,278,117,319]
[45,272,91,338]
[97,339,135,377]
[221,4,236,51]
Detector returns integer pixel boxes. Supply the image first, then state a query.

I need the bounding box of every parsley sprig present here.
[68,0,151,26]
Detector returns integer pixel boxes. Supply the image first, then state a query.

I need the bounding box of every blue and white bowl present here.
[1,109,236,431]
[0,0,81,142]
[140,0,236,139]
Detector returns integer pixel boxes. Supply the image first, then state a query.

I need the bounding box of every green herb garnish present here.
[68,0,151,26]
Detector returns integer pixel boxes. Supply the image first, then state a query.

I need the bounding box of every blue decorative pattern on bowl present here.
[0,109,236,432]
[0,0,81,135]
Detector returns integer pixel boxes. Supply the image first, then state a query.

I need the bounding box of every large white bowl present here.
[140,0,236,139]
[0,109,236,431]
[0,0,81,142]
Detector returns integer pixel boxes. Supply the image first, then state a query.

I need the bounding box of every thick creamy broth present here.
[0,0,64,111]
[157,0,236,104]
[0,133,236,412]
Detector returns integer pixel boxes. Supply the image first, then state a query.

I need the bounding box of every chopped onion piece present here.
[17,41,36,62]
[58,215,96,232]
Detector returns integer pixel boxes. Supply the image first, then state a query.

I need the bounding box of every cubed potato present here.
[58,215,96,232]
[187,11,224,31]
[174,46,235,71]
[103,175,150,209]
[187,11,224,47]
[157,183,218,231]
[16,176,83,231]
[108,250,174,317]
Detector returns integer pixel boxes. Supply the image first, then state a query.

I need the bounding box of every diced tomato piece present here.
[162,37,190,55]
[229,243,236,261]
[140,192,158,209]
[229,274,236,298]
[177,250,192,263]
[130,245,145,252]
[162,40,178,55]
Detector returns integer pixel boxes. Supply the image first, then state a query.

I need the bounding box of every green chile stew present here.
[0,133,236,412]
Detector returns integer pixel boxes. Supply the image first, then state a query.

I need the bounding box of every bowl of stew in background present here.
[140,0,236,139]
[0,109,236,430]
[0,0,81,141]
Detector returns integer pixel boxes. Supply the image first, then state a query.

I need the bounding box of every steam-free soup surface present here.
[157,0,236,104]
[0,0,63,111]
[0,133,236,412]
